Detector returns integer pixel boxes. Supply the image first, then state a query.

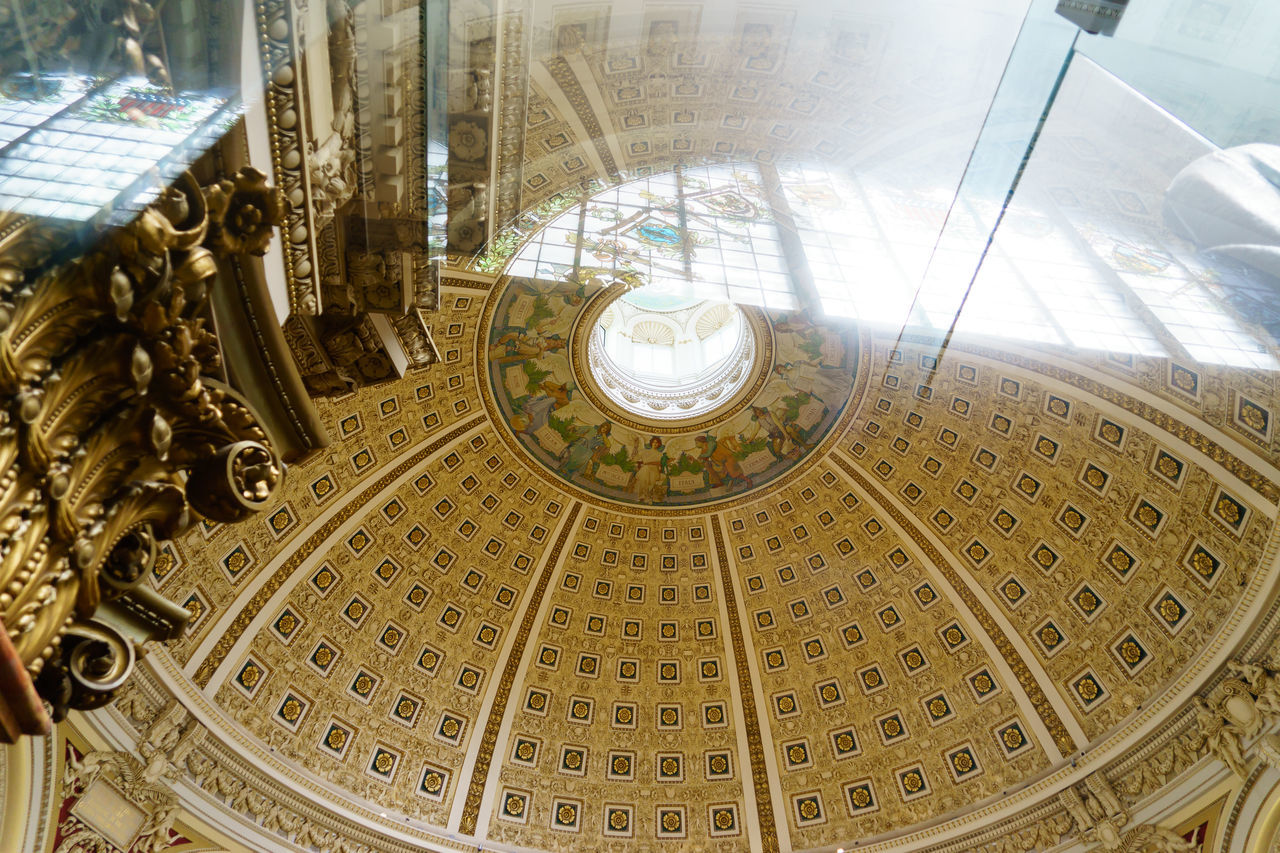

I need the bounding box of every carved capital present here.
[0,167,287,740]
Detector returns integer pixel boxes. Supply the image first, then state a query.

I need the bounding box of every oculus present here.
[588,286,755,421]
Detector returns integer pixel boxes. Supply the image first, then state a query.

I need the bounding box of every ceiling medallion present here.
[484,276,860,506]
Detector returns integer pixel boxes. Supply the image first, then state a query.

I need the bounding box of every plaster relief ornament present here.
[448,182,489,223]
[55,703,204,853]
[450,120,488,161]
[310,130,357,222]
[972,816,1065,853]
[1091,825,1196,853]
[306,0,358,222]
[56,748,180,853]
[1193,660,1280,777]
[1057,770,1195,853]
[1255,732,1280,770]
[449,216,485,253]
[464,69,492,113]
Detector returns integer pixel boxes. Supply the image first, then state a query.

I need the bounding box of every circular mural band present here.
[484,275,861,506]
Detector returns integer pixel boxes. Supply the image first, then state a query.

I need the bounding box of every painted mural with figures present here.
[484,276,861,506]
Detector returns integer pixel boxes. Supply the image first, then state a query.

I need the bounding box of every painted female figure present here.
[515,380,572,437]
[632,436,669,504]
[749,404,789,459]
[772,361,846,406]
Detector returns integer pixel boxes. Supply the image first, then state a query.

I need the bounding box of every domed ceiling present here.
[147,265,1278,850]
[140,1,1280,851]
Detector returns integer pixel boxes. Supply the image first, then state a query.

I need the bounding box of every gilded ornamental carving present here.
[0,166,286,740]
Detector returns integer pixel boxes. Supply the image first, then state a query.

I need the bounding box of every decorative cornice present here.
[442,274,498,290]
[255,0,323,314]
[493,11,529,229]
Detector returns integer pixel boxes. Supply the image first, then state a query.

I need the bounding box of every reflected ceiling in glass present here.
[7,0,1279,851]
[494,0,1280,370]
[957,57,1278,369]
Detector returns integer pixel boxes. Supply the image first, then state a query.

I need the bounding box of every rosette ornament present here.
[203,167,286,256]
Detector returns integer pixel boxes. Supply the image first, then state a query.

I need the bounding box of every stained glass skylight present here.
[510,137,1277,370]
[0,74,235,223]
[507,164,798,311]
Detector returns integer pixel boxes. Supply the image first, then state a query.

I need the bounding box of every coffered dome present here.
[148,268,1279,850]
